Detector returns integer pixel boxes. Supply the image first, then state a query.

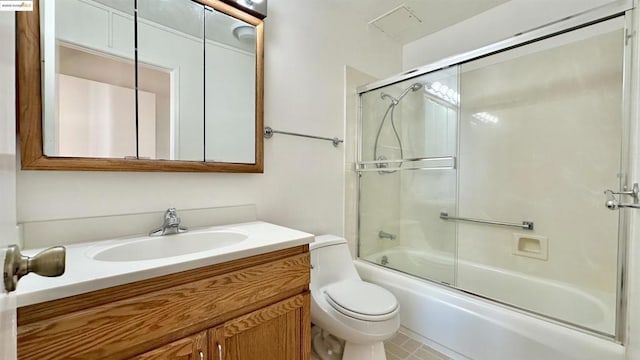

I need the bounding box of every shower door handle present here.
[604,184,640,210]
[605,183,639,202]
[604,197,640,210]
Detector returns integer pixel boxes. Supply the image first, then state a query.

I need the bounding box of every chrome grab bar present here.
[264,126,343,147]
[440,212,534,230]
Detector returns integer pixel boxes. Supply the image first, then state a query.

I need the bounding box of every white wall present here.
[402,0,620,70]
[15,0,402,241]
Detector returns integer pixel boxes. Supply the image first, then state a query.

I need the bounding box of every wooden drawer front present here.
[18,253,310,360]
[131,331,207,360]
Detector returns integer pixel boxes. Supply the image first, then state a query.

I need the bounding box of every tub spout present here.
[378,230,396,240]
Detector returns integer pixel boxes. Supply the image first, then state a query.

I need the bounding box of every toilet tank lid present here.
[310,235,346,250]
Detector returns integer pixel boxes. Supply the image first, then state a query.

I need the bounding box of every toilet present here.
[310,235,400,360]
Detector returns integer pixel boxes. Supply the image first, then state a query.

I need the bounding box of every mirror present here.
[137,0,205,162]
[17,0,263,172]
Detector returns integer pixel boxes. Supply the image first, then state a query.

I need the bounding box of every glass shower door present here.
[358,68,459,285]
[456,17,626,335]
[357,8,629,339]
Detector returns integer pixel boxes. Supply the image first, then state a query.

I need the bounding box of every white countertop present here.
[16,221,314,307]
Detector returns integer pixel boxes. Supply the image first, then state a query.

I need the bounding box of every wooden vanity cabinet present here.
[17,245,311,360]
[132,331,208,360]
[209,294,310,360]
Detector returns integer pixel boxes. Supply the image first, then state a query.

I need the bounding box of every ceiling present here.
[91,0,255,52]
[337,0,510,44]
[91,0,510,50]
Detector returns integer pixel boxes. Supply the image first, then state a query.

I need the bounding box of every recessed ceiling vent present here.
[369,5,423,40]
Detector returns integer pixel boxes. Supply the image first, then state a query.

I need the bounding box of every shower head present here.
[409,83,423,91]
[397,82,423,102]
[381,82,424,105]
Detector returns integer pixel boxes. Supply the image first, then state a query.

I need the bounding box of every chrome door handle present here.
[199,350,204,360]
[3,245,66,292]
[605,199,640,210]
[218,343,223,360]
[605,187,640,210]
[605,183,640,203]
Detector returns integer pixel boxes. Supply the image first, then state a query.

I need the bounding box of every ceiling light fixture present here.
[232,25,256,44]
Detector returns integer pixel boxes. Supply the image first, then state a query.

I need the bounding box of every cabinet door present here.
[210,293,311,360]
[131,331,207,360]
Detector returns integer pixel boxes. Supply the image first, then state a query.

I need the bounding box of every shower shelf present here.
[355,156,456,172]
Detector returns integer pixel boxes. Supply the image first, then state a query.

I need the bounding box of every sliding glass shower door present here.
[357,13,629,337]
[456,17,625,336]
[358,67,459,285]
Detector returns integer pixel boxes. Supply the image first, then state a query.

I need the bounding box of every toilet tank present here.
[310,235,360,289]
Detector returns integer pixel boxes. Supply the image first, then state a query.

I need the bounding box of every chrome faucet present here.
[149,208,188,236]
[378,230,396,240]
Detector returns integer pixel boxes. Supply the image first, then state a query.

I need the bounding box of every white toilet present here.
[310,235,400,360]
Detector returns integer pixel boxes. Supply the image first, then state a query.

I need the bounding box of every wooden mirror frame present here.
[17,0,264,173]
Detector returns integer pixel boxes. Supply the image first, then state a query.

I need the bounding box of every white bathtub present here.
[355,248,625,360]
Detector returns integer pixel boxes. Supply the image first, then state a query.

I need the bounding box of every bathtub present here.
[355,247,625,360]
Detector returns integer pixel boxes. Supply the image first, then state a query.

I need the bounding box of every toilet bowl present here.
[310,235,400,360]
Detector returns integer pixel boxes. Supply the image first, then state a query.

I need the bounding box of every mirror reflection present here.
[43,0,136,158]
[42,0,258,164]
[205,8,256,163]
[138,0,205,161]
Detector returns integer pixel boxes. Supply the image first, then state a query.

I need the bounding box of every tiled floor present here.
[384,331,451,360]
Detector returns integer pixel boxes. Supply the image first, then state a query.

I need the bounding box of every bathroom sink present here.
[90,230,248,262]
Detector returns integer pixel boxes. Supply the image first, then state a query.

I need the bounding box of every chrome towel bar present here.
[440,212,534,230]
[264,126,343,147]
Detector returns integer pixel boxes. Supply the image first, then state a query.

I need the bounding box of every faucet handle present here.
[165,207,177,216]
[149,208,187,236]
[164,208,180,225]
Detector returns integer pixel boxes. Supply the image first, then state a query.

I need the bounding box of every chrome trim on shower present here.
[356,156,456,172]
[606,183,640,203]
[439,212,534,230]
[615,8,636,343]
[356,0,633,95]
[605,184,640,209]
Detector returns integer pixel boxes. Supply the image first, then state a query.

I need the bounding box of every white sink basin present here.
[90,230,248,262]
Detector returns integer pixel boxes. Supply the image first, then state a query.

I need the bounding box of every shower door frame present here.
[356,0,635,343]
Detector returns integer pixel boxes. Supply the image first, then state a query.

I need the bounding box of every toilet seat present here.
[323,280,398,322]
